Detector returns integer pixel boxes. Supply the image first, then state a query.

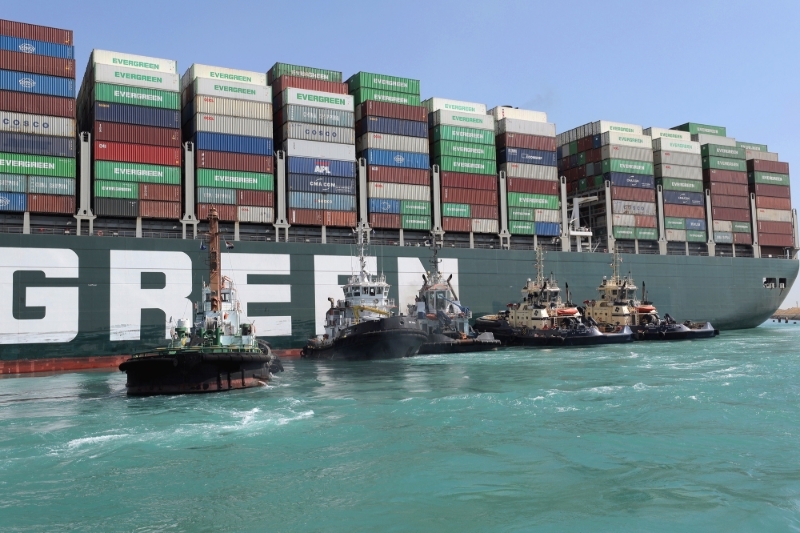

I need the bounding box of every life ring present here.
[97,230,103,236]
[557,308,579,316]
[426,313,437,320]
[542,324,549,330]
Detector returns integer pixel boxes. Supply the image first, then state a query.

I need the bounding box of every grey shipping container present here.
[653,151,702,167]
[0,173,26,192]
[0,131,75,158]
[496,118,556,137]
[500,162,558,181]
[186,113,273,138]
[612,200,657,216]
[654,164,703,180]
[196,187,237,204]
[0,110,75,137]
[281,122,355,145]
[746,150,779,162]
[278,104,354,128]
[692,134,736,147]
[368,182,431,201]
[182,95,273,123]
[356,132,428,154]
[283,139,356,161]
[600,145,654,163]
[27,175,75,195]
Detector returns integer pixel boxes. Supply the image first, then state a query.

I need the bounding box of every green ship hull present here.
[0,233,796,361]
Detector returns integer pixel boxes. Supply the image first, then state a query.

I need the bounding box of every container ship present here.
[0,19,797,372]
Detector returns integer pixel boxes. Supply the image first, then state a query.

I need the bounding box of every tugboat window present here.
[369,287,376,296]
[353,289,360,296]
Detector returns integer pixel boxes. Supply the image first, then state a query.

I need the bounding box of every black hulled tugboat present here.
[119,208,283,395]
[408,241,500,354]
[301,228,428,360]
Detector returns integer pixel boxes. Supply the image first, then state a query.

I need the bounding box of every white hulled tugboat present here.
[301,228,428,360]
[583,250,717,340]
[119,208,283,395]
[408,241,500,354]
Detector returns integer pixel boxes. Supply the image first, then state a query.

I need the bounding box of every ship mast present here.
[208,207,222,312]
[534,246,545,286]
[610,248,622,285]
[355,225,369,281]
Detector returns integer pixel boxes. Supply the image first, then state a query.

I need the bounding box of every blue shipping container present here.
[362,149,429,170]
[0,69,75,98]
[556,146,562,159]
[499,147,557,167]
[606,172,655,189]
[368,198,401,214]
[94,102,180,129]
[686,218,707,231]
[663,190,704,206]
[0,191,26,211]
[356,116,427,138]
[0,36,74,59]
[288,192,356,211]
[0,132,75,158]
[592,134,602,149]
[193,132,273,156]
[288,174,356,195]
[287,156,356,178]
[535,222,560,236]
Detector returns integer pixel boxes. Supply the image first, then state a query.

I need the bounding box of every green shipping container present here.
[268,63,342,83]
[569,141,578,155]
[602,159,653,175]
[0,173,27,192]
[508,207,534,221]
[686,230,707,242]
[664,217,686,230]
[400,200,430,216]
[635,227,658,241]
[197,169,274,191]
[578,178,587,191]
[346,72,420,96]
[431,125,494,146]
[702,156,746,172]
[351,88,421,107]
[94,161,180,184]
[509,220,535,235]
[94,180,138,199]
[592,175,605,189]
[736,141,768,152]
[673,123,726,136]
[0,152,75,178]
[436,156,496,176]
[93,82,180,110]
[613,226,636,239]
[657,177,704,193]
[700,144,745,159]
[577,152,586,166]
[749,171,790,187]
[402,215,430,230]
[28,176,75,195]
[432,141,496,161]
[732,222,752,233]
[442,203,471,218]
[507,192,559,210]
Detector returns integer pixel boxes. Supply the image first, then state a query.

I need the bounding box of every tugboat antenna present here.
[208,207,222,312]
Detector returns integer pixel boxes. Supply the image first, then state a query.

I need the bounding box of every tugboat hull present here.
[302,316,428,360]
[511,326,634,347]
[632,322,718,341]
[417,333,501,355]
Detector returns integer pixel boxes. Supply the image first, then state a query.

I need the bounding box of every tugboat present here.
[408,241,500,354]
[474,247,633,346]
[583,250,718,340]
[119,208,283,395]
[301,228,429,360]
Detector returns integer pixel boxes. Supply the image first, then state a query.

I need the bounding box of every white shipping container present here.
[90,49,177,74]
[666,229,687,242]
[692,134,736,147]
[181,64,267,90]
[368,182,431,202]
[472,218,499,233]
[654,164,703,180]
[422,97,487,115]
[713,220,733,232]
[652,137,701,155]
[282,122,355,145]
[0,111,75,137]
[612,200,657,216]
[356,132,428,154]
[237,206,274,223]
[612,214,636,227]
[189,114,273,138]
[643,127,692,142]
[283,139,356,161]
[183,95,272,122]
[429,110,495,131]
[592,120,643,136]
[184,78,272,104]
[746,150,779,162]
[500,163,558,181]
[496,118,556,137]
[487,106,547,123]
[756,208,792,222]
[535,209,561,223]
[93,63,179,92]
[282,88,354,112]
[600,145,654,163]
[601,131,652,149]
[653,151,702,167]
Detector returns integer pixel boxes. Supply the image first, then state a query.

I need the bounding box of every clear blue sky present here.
[7,0,800,306]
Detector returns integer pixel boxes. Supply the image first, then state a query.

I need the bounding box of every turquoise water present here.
[2,323,800,532]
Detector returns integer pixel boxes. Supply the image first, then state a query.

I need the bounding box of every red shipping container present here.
[711,194,749,210]
[288,208,325,226]
[196,150,274,174]
[496,133,556,152]
[611,186,655,203]
[588,148,603,163]
[759,233,794,247]
[441,187,497,206]
[237,190,274,207]
[577,137,591,152]
[272,76,348,96]
[635,215,658,228]
[357,101,426,122]
[140,200,181,219]
[0,20,73,45]
[94,141,181,166]
[758,220,793,235]
[751,183,791,199]
[756,196,791,210]
[95,122,181,147]
[703,169,747,185]
[0,50,75,78]
[708,182,748,197]
[747,159,789,174]
[733,232,753,245]
[507,177,558,195]
[441,172,497,191]
[471,205,499,219]
[325,210,356,227]
[0,90,74,117]
[139,184,181,202]
[442,217,471,232]
[27,194,74,214]
[664,204,706,219]
[712,207,751,222]
[368,213,401,229]
[198,204,236,221]
[367,166,429,186]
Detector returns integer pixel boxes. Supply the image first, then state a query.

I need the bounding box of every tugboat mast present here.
[208,207,222,313]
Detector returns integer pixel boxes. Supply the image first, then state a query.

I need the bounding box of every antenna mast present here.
[208,207,222,312]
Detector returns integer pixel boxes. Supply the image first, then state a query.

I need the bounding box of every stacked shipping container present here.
[77,50,180,218]
[182,64,273,223]
[745,145,794,251]
[494,107,558,237]
[350,72,429,231]
[269,62,356,227]
[0,19,76,215]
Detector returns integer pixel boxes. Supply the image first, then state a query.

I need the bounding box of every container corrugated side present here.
[346,72,420,95]
[0,69,74,97]
[643,127,691,142]
[654,164,703,180]
[282,122,354,145]
[0,191,26,211]
[441,172,497,191]
[196,186,236,204]
[746,150,779,162]
[401,200,431,216]
[652,138,701,154]
[663,190,704,206]
[432,140,496,161]
[288,174,356,195]
[268,63,342,84]
[0,50,75,78]
[368,198,400,214]
[368,182,430,202]
[93,83,179,110]
[0,110,75,137]
[288,192,356,211]
[92,102,180,129]
[422,97,486,115]
[182,78,271,105]
[472,218,499,233]
[271,76,348,96]
[509,220,535,235]
[496,133,556,152]
[276,105,354,128]
[196,169,274,191]
[0,173,26,192]
[664,204,707,219]
[701,144,745,160]
[276,87,354,112]
[442,188,497,206]
[593,121,643,135]
[686,218,707,231]
[187,113,274,138]
[356,116,427,138]
[607,172,655,189]
[755,196,791,210]
[507,192,559,210]
[94,161,180,184]
[92,63,179,92]
[94,122,181,147]
[237,190,273,207]
[500,163,558,181]
[0,35,72,59]
[442,203,471,218]
[402,215,431,231]
[711,194,749,209]
[487,106,546,123]
[756,208,793,223]
[601,131,652,149]
[432,125,494,145]
[139,200,180,219]
[181,64,267,90]
[534,209,560,223]
[28,193,73,214]
[708,182,749,196]
[601,159,653,175]
[673,122,726,136]
[508,207,533,221]
[288,156,356,178]
[496,119,556,137]
[657,177,704,192]
[95,180,138,199]
[94,198,138,217]
[283,139,355,161]
[749,171,790,187]
[713,231,734,243]
[90,50,177,74]
[702,169,747,185]
[237,206,274,223]
[139,183,181,201]
[367,166,428,185]
[665,229,687,241]
[611,186,656,203]
[0,90,74,118]
[752,183,791,199]
[351,88,421,107]
[757,220,792,234]
[197,203,235,221]
[0,151,74,177]
[436,156,496,175]
[693,134,735,147]
[507,177,557,195]
[429,110,494,131]
[612,200,656,216]
[27,176,74,195]
[653,151,702,167]
[747,159,790,174]
[182,95,272,122]
[759,233,794,247]
[196,150,273,173]
[356,133,428,153]
[94,140,181,166]
[362,149,429,170]
[0,20,73,46]
[600,145,654,163]
[354,101,426,123]
[712,220,732,232]
[711,207,751,222]
[0,131,75,157]
[193,132,273,156]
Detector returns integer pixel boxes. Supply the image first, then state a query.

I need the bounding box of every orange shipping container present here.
[664,204,705,219]
[28,194,74,214]
[441,187,497,206]
[237,190,274,207]
[289,209,325,226]
[759,233,793,247]
[367,166,429,186]
[711,207,751,222]
[198,204,236,221]
[139,200,180,219]
[757,220,793,235]
[471,205,499,220]
[611,186,655,203]
[139,184,181,202]
[733,232,752,245]
[94,141,181,167]
[441,172,497,191]
[635,215,657,228]
[708,182,748,197]
[325,210,356,227]
[756,196,791,210]
[369,213,401,229]
[711,194,749,210]
[703,169,747,185]
[442,217,471,232]
[507,178,558,195]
